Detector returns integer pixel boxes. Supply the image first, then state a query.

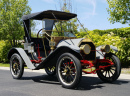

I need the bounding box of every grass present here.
[0,63,10,67]
[121,68,130,74]
[0,63,27,68]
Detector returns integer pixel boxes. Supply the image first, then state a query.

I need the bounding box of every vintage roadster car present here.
[8,10,121,89]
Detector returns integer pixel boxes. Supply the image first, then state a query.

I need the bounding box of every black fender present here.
[8,48,19,60]
[7,47,82,70]
[104,52,117,57]
[8,48,35,69]
[96,45,118,52]
[35,46,83,69]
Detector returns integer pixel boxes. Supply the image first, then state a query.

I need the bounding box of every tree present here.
[107,0,130,25]
[53,0,79,35]
[0,0,31,47]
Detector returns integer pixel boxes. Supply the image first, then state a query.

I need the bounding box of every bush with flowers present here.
[77,27,130,67]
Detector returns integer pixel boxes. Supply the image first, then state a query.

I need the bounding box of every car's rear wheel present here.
[10,53,24,79]
[45,66,56,76]
[96,53,121,82]
[56,53,82,89]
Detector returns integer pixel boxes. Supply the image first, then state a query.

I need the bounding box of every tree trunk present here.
[16,40,17,46]
[13,39,15,47]
[10,40,13,47]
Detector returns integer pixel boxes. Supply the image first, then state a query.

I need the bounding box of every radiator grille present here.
[79,42,96,60]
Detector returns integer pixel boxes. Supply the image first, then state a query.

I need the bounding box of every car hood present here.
[57,38,84,47]
[56,38,84,53]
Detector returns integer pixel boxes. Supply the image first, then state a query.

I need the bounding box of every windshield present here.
[64,32,76,37]
[51,19,76,37]
[51,31,76,37]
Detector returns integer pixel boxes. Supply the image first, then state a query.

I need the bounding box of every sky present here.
[28,0,129,31]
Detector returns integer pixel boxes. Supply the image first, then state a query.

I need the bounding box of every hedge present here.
[77,27,130,67]
[0,40,12,62]
[0,40,23,63]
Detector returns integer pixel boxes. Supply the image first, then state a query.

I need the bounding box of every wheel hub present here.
[13,63,18,70]
[66,68,70,74]
[64,66,71,75]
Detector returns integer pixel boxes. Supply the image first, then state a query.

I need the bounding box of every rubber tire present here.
[10,53,24,79]
[45,67,56,76]
[96,53,121,82]
[56,53,82,89]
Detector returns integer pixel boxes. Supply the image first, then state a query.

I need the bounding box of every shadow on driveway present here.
[21,75,129,90]
[76,76,129,90]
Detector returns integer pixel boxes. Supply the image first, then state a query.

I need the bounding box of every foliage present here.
[117,37,130,67]
[0,40,23,63]
[83,31,121,48]
[53,18,79,35]
[0,40,11,62]
[92,27,130,38]
[77,27,130,67]
[75,28,88,38]
[0,0,31,47]
[107,0,130,25]
[52,0,79,36]
[31,32,37,38]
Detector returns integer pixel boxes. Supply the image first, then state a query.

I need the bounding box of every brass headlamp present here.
[80,44,91,54]
[101,45,110,53]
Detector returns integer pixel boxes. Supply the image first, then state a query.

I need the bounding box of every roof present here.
[22,10,77,21]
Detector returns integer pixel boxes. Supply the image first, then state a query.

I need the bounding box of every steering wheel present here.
[37,28,43,38]
[37,28,51,38]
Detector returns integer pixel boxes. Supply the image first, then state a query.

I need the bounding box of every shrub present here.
[0,40,23,63]
[0,40,12,62]
[117,37,130,67]
[77,27,130,67]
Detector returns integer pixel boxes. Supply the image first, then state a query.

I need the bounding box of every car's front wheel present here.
[56,53,82,89]
[96,53,121,82]
[10,53,24,79]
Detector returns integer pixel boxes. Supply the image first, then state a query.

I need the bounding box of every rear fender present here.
[8,48,35,69]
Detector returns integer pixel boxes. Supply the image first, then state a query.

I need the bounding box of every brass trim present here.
[78,38,96,60]
[50,39,56,50]
[78,38,94,47]
[82,38,93,42]
[100,45,110,53]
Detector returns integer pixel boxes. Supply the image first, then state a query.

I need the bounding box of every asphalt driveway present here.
[0,67,130,96]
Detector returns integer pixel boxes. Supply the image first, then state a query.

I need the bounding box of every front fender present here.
[35,46,83,69]
[96,45,118,59]
[57,45,80,53]
[96,45,118,52]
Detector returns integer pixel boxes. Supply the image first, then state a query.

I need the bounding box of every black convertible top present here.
[22,10,77,20]
[22,10,77,43]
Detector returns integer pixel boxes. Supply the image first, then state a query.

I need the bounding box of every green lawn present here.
[0,63,10,67]
[121,68,130,74]
[0,63,28,68]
